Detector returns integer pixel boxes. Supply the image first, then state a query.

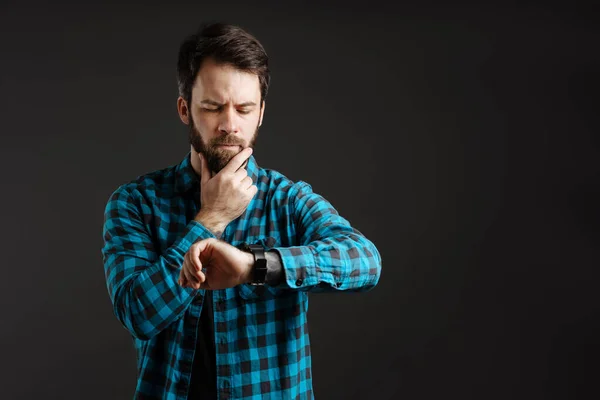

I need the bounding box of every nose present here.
[217,107,240,135]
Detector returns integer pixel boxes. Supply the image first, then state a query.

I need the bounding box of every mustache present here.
[211,137,244,146]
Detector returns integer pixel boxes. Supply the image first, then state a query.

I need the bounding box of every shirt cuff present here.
[164,220,216,264]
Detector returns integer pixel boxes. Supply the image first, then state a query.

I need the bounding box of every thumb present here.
[199,153,211,185]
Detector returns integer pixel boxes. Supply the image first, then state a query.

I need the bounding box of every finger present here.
[192,238,217,283]
[191,269,206,289]
[237,158,249,172]
[220,147,252,175]
[190,243,204,273]
[199,153,211,185]
[183,261,199,289]
[190,242,211,286]
[241,175,253,189]
[179,256,187,287]
[248,184,258,197]
[183,253,200,287]
[179,266,191,287]
[233,167,247,182]
[196,269,206,286]
[189,246,204,281]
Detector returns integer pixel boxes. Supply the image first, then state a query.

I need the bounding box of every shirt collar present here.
[175,151,259,194]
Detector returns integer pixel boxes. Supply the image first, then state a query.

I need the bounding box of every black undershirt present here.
[187,292,217,399]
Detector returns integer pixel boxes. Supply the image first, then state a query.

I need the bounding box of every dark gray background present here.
[1,1,598,399]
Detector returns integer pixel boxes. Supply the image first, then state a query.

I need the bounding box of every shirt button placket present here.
[220,377,231,399]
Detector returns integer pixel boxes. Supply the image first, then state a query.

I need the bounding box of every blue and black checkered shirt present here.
[101,151,382,399]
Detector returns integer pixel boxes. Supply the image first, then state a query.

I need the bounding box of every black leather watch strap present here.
[238,243,267,285]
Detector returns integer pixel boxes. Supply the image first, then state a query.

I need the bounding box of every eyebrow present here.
[200,99,257,107]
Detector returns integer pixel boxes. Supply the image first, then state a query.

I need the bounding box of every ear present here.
[258,101,266,127]
[177,96,190,125]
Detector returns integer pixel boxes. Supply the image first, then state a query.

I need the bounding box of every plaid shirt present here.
[101,152,382,399]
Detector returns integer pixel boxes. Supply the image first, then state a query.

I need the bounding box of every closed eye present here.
[201,106,253,114]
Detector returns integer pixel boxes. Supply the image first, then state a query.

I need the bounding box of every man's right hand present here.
[194,147,258,236]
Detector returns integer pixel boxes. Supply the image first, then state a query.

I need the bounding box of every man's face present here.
[187,58,264,174]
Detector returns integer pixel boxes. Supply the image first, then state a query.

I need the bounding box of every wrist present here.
[241,251,255,284]
[237,243,268,285]
[195,209,227,236]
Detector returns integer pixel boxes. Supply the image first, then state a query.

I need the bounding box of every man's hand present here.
[195,148,257,235]
[178,238,254,290]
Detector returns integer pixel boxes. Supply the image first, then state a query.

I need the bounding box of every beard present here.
[188,117,260,174]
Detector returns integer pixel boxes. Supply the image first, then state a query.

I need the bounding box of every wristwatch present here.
[237,242,267,285]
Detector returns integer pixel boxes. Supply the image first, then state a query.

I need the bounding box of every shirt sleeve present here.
[269,181,382,293]
[101,186,215,340]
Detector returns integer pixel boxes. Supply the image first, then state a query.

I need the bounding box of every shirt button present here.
[295,279,303,286]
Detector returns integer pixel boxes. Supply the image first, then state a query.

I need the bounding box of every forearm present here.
[272,180,382,293]
[107,220,216,340]
[271,228,381,293]
[113,256,196,340]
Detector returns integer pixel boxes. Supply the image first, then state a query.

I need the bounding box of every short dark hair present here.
[177,22,270,105]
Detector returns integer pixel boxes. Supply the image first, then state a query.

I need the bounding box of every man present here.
[102,22,382,400]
